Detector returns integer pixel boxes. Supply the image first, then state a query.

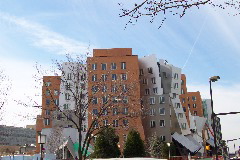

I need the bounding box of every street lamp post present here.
[167,143,171,160]
[38,133,46,160]
[209,76,220,160]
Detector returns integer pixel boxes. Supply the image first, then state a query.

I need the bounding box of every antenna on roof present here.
[164,60,168,65]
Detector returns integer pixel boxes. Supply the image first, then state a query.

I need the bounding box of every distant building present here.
[0,125,35,146]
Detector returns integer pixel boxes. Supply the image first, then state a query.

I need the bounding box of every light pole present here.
[209,76,220,160]
[38,133,46,160]
[167,143,171,160]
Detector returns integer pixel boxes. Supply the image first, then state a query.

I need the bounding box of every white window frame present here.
[121,62,126,69]
[150,108,155,116]
[160,120,165,127]
[113,120,119,127]
[92,74,97,82]
[101,63,107,70]
[44,118,50,125]
[92,63,97,70]
[145,89,150,95]
[193,103,197,108]
[159,108,165,115]
[121,74,127,80]
[111,63,116,70]
[151,77,156,84]
[150,120,156,128]
[153,87,158,94]
[159,96,165,104]
[102,74,107,81]
[140,69,144,75]
[149,97,155,105]
[142,78,147,84]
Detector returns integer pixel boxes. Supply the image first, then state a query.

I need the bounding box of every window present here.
[111,63,117,70]
[63,104,70,109]
[102,85,107,92]
[178,113,183,118]
[150,120,156,128]
[159,108,165,115]
[172,93,176,99]
[160,136,166,142]
[81,125,87,132]
[65,82,71,90]
[162,72,167,78]
[92,85,98,93]
[181,80,184,85]
[45,110,50,115]
[92,74,97,82]
[193,104,197,108]
[182,98,185,103]
[92,97,98,104]
[46,99,51,105]
[123,119,128,127]
[174,73,178,79]
[111,85,117,92]
[181,89,185,94]
[153,87,158,94]
[175,103,180,108]
[102,96,108,104]
[68,114,72,120]
[102,74,107,81]
[54,99,59,106]
[123,108,128,115]
[160,120,165,127]
[140,69,144,75]
[103,109,108,116]
[188,104,191,109]
[181,123,187,130]
[142,79,147,84]
[121,74,127,80]
[103,120,108,126]
[113,120,119,127]
[113,108,118,115]
[123,96,128,104]
[192,96,197,101]
[121,62,126,69]
[112,97,119,103]
[46,90,50,96]
[92,63,97,70]
[123,134,127,142]
[65,93,70,100]
[81,73,86,81]
[94,121,98,129]
[183,107,186,112]
[67,73,72,80]
[174,83,178,89]
[45,82,51,86]
[101,63,107,70]
[148,67,153,74]
[44,118,50,125]
[57,114,62,120]
[145,89,150,95]
[54,90,59,96]
[122,84,127,92]
[193,111,197,116]
[112,74,117,80]
[149,97,155,105]
[159,96,165,104]
[151,77,156,84]
[187,97,190,101]
[150,108,155,116]
[93,109,98,115]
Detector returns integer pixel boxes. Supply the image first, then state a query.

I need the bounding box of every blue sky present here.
[0,0,240,152]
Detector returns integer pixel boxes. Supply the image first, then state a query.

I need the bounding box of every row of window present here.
[92,84,128,93]
[46,99,59,106]
[63,73,86,81]
[45,89,59,96]
[142,77,156,85]
[92,107,128,116]
[182,96,197,103]
[148,96,165,105]
[92,62,126,70]
[145,87,159,95]
[149,108,165,116]
[92,96,128,104]
[92,74,127,82]
[150,120,165,128]
[93,119,129,128]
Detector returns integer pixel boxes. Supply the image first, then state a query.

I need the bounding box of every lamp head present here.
[210,76,220,82]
